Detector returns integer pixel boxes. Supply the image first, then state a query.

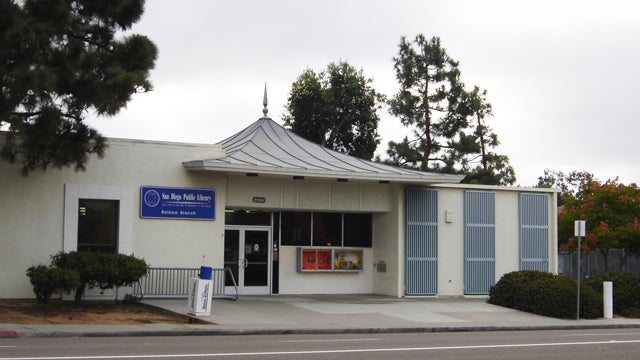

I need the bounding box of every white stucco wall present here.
[494,191,520,279]
[372,184,404,297]
[0,138,226,298]
[277,247,374,294]
[433,184,558,296]
[226,174,391,212]
[1,169,69,298]
[436,188,466,296]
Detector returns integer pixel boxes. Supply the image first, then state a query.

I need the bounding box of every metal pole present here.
[603,281,613,319]
[574,220,586,321]
[577,234,581,320]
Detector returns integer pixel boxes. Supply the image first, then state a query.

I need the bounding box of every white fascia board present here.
[430,183,561,193]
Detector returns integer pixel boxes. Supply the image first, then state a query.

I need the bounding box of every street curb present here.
[9,323,640,338]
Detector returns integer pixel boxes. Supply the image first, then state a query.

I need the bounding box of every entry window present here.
[343,213,372,247]
[78,199,119,253]
[278,211,373,247]
[312,213,342,247]
[280,212,312,246]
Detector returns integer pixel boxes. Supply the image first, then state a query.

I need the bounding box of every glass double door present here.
[224,226,271,295]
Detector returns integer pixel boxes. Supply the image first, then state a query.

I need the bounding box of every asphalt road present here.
[2,329,640,359]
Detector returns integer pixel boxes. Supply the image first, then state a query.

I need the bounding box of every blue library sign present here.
[140,186,215,220]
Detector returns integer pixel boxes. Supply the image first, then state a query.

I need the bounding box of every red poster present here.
[317,250,332,270]
[301,249,317,270]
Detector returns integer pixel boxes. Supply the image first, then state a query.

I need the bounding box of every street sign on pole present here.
[575,220,586,320]
[575,220,586,237]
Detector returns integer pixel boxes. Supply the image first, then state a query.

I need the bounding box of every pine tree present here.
[0,0,157,175]
[386,34,514,185]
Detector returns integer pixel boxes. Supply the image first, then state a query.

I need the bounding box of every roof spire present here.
[262,82,269,118]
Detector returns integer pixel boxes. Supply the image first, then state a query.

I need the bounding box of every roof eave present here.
[182,161,464,184]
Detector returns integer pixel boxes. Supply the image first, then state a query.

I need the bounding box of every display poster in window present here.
[140,186,215,220]
[301,249,333,270]
[301,249,316,270]
[316,250,332,270]
[334,250,363,270]
[299,248,363,272]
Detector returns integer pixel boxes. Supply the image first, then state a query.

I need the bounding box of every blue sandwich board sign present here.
[140,186,215,220]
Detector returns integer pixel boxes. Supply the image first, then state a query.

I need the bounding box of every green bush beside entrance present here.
[25,265,80,304]
[26,252,148,304]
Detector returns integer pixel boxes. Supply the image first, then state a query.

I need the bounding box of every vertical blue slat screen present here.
[405,188,438,295]
[464,191,495,295]
[519,193,549,271]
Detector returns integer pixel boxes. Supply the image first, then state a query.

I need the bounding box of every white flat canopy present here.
[183,116,464,184]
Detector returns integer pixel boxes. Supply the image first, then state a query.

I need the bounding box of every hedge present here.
[583,271,640,317]
[489,270,602,319]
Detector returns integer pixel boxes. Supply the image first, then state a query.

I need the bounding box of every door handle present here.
[239,258,248,268]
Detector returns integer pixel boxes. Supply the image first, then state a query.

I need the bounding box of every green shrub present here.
[583,271,640,315]
[529,274,602,319]
[25,265,80,304]
[50,251,100,302]
[489,270,602,319]
[101,253,148,288]
[488,270,555,310]
[49,251,148,302]
[621,307,640,318]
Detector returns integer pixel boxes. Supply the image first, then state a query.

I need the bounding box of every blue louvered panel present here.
[465,259,495,294]
[406,258,438,295]
[405,188,438,295]
[520,193,549,271]
[464,191,495,295]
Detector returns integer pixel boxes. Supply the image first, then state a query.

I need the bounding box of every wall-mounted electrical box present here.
[445,210,454,223]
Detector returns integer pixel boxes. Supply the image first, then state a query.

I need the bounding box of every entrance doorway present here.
[224,226,271,295]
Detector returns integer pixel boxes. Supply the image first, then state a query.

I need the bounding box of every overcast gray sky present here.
[86,0,640,186]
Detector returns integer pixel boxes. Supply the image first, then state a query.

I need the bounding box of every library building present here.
[0,97,558,300]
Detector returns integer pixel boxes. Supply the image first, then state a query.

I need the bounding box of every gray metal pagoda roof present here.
[182,90,464,184]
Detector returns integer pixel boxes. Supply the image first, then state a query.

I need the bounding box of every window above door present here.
[225,209,272,226]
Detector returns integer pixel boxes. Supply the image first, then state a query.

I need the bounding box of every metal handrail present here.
[127,267,238,301]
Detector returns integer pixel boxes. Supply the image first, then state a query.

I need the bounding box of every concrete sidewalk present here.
[3,295,640,338]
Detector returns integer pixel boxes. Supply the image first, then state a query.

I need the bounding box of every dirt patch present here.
[0,299,200,325]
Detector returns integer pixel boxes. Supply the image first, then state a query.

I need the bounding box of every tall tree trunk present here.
[74,285,85,304]
[421,80,432,171]
[477,113,488,170]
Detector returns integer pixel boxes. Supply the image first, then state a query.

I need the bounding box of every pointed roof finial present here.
[262,82,269,118]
